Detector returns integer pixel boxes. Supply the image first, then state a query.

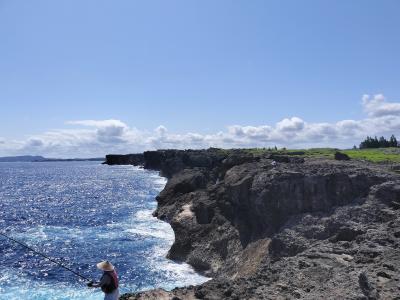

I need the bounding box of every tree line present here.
[359,135,399,149]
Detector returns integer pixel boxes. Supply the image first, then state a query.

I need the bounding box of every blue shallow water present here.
[0,162,208,300]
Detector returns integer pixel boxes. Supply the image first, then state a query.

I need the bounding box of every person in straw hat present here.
[87,260,119,300]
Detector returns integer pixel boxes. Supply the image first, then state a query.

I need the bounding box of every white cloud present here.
[1,94,400,157]
[276,117,305,132]
[362,94,400,117]
[67,119,128,128]
[27,138,44,147]
[155,125,168,136]
[67,119,133,143]
[228,125,272,140]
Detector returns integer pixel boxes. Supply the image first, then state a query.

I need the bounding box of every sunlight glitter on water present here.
[0,162,208,300]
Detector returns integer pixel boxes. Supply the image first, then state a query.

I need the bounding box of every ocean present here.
[0,161,208,300]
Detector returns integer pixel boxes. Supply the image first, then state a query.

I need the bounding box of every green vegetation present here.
[342,148,400,163]
[299,148,400,163]
[359,135,398,149]
[234,147,400,163]
[241,147,336,158]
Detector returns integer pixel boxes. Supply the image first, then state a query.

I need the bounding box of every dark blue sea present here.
[0,161,208,300]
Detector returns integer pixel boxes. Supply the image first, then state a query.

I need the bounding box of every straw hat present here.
[96,260,115,272]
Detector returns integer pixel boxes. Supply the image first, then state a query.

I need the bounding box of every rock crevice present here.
[113,149,400,300]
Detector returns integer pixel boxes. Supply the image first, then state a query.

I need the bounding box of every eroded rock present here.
[119,150,400,300]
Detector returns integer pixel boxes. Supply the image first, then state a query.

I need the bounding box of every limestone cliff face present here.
[115,149,400,300]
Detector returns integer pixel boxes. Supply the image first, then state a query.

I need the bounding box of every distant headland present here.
[0,155,104,162]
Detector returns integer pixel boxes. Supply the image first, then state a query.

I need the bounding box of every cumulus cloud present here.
[1,94,399,157]
[67,119,133,143]
[155,125,168,136]
[362,94,400,117]
[27,138,44,147]
[228,125,272,140]
[276,117,305,132]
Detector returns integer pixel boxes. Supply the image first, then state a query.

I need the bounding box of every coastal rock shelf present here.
[110,149,400,300]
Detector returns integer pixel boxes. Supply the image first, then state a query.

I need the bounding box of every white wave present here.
[127,210,211,289]
[133,209,155,221]
[0,268,102,300]
[125,227,173,241]
[148,244,211,290]
[1,165,208,299]
[149,174,167,187]
[14,225,87,244]
[125,209,174,241]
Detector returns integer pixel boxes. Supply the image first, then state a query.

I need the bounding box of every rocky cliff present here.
[112,149,400,300]
[104,154,144,165]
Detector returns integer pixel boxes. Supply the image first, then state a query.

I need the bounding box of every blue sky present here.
[0,0,400,157]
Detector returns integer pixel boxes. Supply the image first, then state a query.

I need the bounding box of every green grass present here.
[249,148,339,158]
[302,148,338,158]
[302,147,400,163]
[220,147,400,163]
[342,148,400,163]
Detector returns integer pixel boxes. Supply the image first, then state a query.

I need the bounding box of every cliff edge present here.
[110,149,400,299]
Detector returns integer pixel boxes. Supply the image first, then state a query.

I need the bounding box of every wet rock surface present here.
[119,149,400,300]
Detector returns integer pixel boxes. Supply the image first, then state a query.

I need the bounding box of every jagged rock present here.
[269,154,305,163]
[330,227,365,242]
[143,149,227,178]
[118,149,400,300]
[334,151,350,160]
[104,154,144,165]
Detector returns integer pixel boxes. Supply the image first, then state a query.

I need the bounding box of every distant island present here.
[0,155,104,162]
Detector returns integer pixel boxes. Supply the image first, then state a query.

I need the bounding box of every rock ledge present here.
[109,149,400,300]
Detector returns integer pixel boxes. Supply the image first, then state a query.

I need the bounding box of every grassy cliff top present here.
[241,147,400,163]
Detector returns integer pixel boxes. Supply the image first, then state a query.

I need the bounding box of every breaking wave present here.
[0,162,208,300]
